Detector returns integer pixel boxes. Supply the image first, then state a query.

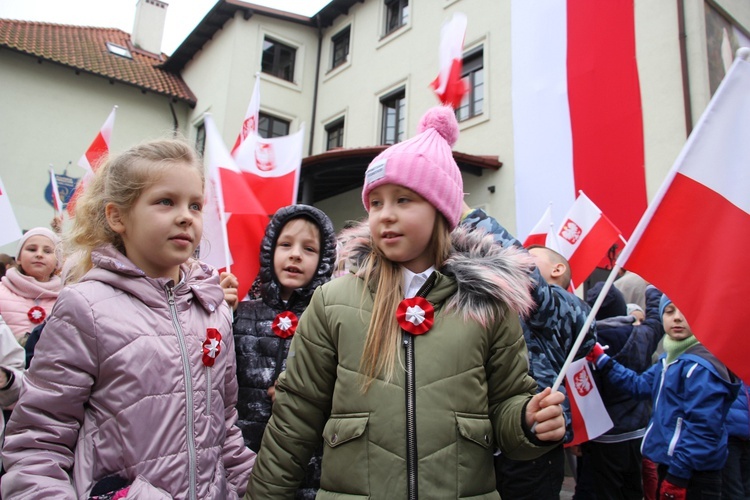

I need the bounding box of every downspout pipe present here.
[299,13,324,205]
[677,0,693,136]
[310,14,323,156]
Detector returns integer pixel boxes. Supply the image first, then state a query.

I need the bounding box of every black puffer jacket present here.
[234,204,336,499]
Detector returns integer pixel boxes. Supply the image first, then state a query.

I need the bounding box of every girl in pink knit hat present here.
[247,106,566,499]
[0,227,62,345]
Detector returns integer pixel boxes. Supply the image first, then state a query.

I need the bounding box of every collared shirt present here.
[402,266,435,299]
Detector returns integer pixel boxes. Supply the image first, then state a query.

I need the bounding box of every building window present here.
[325,119,345,150]
[331,27,351,69]
[384,0,409,36]
[380,88,406,145]
[261,37,296,82]
[195,122,206,156]
[258,112,290,139]
[456,48,484,122]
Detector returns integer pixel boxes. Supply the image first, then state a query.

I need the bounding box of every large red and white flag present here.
[430,12,468,109]
[512,0,647,241]
[231,75,261,156]
[556,192,622,286]
[68,106,117,215]
[565,357,613,446]
[233,128,304,217]
[523,205,555,248]
[617,49,750,384]
[202,114,268,301]
[0,176,23,246]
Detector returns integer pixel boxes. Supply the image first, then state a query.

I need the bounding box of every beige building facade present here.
[1,0,749,254]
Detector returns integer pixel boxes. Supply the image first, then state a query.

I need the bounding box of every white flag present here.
[0,176,23,246]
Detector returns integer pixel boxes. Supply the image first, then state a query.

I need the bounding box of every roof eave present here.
[2,46,197,107]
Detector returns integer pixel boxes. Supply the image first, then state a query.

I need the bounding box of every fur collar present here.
[337,221,535,327]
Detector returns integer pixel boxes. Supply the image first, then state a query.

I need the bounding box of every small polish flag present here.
[556,192,622,286]
[565,357,613,446]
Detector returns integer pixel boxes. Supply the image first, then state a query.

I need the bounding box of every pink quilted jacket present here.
[2,245,255,499]
[0,267,61,343]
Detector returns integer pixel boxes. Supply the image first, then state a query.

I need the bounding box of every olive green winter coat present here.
[246,225,558,499]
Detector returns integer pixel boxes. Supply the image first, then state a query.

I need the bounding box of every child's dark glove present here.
[660,478,687,500]
[585,343,610,369]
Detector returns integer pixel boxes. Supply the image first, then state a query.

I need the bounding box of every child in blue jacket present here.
[587,292,740,499]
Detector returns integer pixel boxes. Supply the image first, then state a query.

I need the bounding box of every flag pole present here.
[550,263,621,392]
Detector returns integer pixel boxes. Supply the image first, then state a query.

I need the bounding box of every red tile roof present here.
[0,19,196,106]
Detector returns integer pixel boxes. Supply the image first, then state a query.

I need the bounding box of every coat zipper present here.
[403,331,418,500]
[167,285,198,500]
[402,272,437,500]
[205,367,212,417]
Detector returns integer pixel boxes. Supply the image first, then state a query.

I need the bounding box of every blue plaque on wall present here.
[45,172,79,209]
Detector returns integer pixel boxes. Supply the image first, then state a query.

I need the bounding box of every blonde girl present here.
[0,227,62,345]
[246,107,565,499]
[2,139,255,499]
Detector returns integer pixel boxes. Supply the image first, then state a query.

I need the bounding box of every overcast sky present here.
[0,0,333,55]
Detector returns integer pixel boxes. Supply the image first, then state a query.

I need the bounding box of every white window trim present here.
[375,78,410,145]
[259,29,304,90]
[376,0,413,50]
[325,23,354,81]
[458,35,491,131]
[323,110,347,150]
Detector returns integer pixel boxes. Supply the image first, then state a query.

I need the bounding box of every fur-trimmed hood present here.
[336,221,536,327]
[258,204,337,314]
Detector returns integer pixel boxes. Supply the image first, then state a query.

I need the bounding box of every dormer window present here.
[106,42,132,59]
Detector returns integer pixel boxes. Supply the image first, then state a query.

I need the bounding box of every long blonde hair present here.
[64,139,203,284]
[359,214,452,391]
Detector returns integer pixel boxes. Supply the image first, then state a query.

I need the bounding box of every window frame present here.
[194,122,206,156]
[258,112,291,139]
[380,88,406,145]
[331,26,351,70]
[325,118,345,150]
[384,0,409,36]
[456,47,484,122]
[261,37,297,83]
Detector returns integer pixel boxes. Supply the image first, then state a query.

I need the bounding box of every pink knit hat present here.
[362,106,464,229]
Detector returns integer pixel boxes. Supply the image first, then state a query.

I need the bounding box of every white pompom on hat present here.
[361,106,464,229]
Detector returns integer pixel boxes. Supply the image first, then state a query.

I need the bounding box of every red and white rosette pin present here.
[272,311,298,339]
[202,328,222,367]
[396,297,434,335]
[27,306,46,324]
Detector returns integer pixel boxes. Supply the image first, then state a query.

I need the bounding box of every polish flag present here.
[230,74,303,216]
[523,205,555,248]
[0,176,23,246]
[512,0,647,241]
[202,114,269,301]
[430,12,468,109]
[231,75,260,156]
[565,357,613,446]
[556,192,622,286]
[78,106,116,173]
[617,49,750,384]
[49,167,63,215]
[67,106,117,215]
[233,128,304,216]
